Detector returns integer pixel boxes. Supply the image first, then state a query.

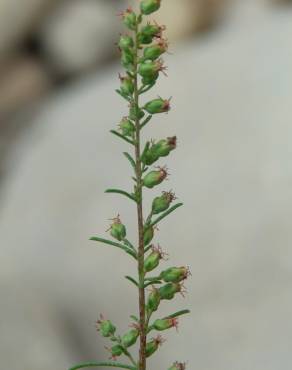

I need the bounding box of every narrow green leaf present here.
[123,152,136,172]
[90,237,137,259]
[115,89,131,102]
[150,203,183,227]
[68,361,136,370]
[110,130,134,145]
[123,238,136,251]
[139,83,155,95]
[125,275,139,287]
[130,315,139,322]
[163,309,191,320]
[144,280,162,288]
[105,188,137,202]
[140,115,152,129]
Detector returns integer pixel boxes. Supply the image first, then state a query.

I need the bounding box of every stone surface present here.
[1,1,292,369]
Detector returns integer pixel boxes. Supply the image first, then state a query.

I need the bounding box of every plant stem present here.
[133,22,147,370]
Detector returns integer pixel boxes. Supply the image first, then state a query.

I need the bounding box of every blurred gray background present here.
[0,0,292,369]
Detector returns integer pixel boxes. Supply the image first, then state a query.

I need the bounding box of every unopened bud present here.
[121,49,134,71]
[139,23,165,44]
[120,7,137,31]
[155,136,177,157]
[109,344,124,359]
[122,329,139,348]
[168,362,186,370]
[159,282,182,300]
[140,0,161,15]
[108,215,126,241]
[118,35,134,50]
[119,75,134,95]
[143,225,155,245]
[143,167,168,189]
[147,286,161,313]
[96,315,116,337]
[144,245,164,272]
[138,60,166,79]
[152,191,176,214]
[144,97,171,114]
[160,266,190,283]
[129,105,145,121]
[143,39,168,61]
[153,317,178,331]
[145,335,164,357]
[119,117,135,137]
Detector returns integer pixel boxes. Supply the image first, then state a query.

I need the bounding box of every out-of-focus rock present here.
[0,0,59,59]
[0,56,50,116]
[40,0,122,76]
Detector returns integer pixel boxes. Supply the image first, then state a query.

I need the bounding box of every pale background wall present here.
[0,1,292,369]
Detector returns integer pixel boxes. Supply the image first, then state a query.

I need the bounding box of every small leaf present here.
[123,238,136,251]
[110,130,134,145]
[123,152,136,172]
[125,275,139,287]
[144,280,162,288]
[90,237,137,259]
[140,115,152,129]
[68,361,137,370]
[116,89,131,102]
[163,309,191,320]
[105,188,137,202]
[130,315,139,322]
[151,203,183,227]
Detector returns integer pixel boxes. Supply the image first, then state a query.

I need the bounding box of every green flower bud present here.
[110,344,124,359]
[143,225,155,245]
[142,72,159,86]
[152,191,176,214]
[122,329,139,348]
[144,245,165,272]
[138,33,153,45]
[154,136,177,157]
[96,315,116,337]
[118,35,134,50]
[138,60,166,79]
[159,282,182,300]
[143,167,168,189]
[147,286,161,313]
[119,117,135,137]
[143,39,168,61]
[160,266,190,283]
[140,22,165,39]
[108,215,126,241]
[120,7,137,31]
[121,49,134,71]
[140,0,161,15]
[168,362,186,370]
[145,335,164,357]
[141,146,160,166]
[129,105,145,121]
[144,97,171,114]
[119,74,134,95]
[153,317,178,331]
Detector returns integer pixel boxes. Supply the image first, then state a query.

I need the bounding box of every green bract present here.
[121,8,137,30]
[144,246,162,272]
[110,344,124,358]
[143,40,168,61]
[119,75,134,95]
[140,0,161,15]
